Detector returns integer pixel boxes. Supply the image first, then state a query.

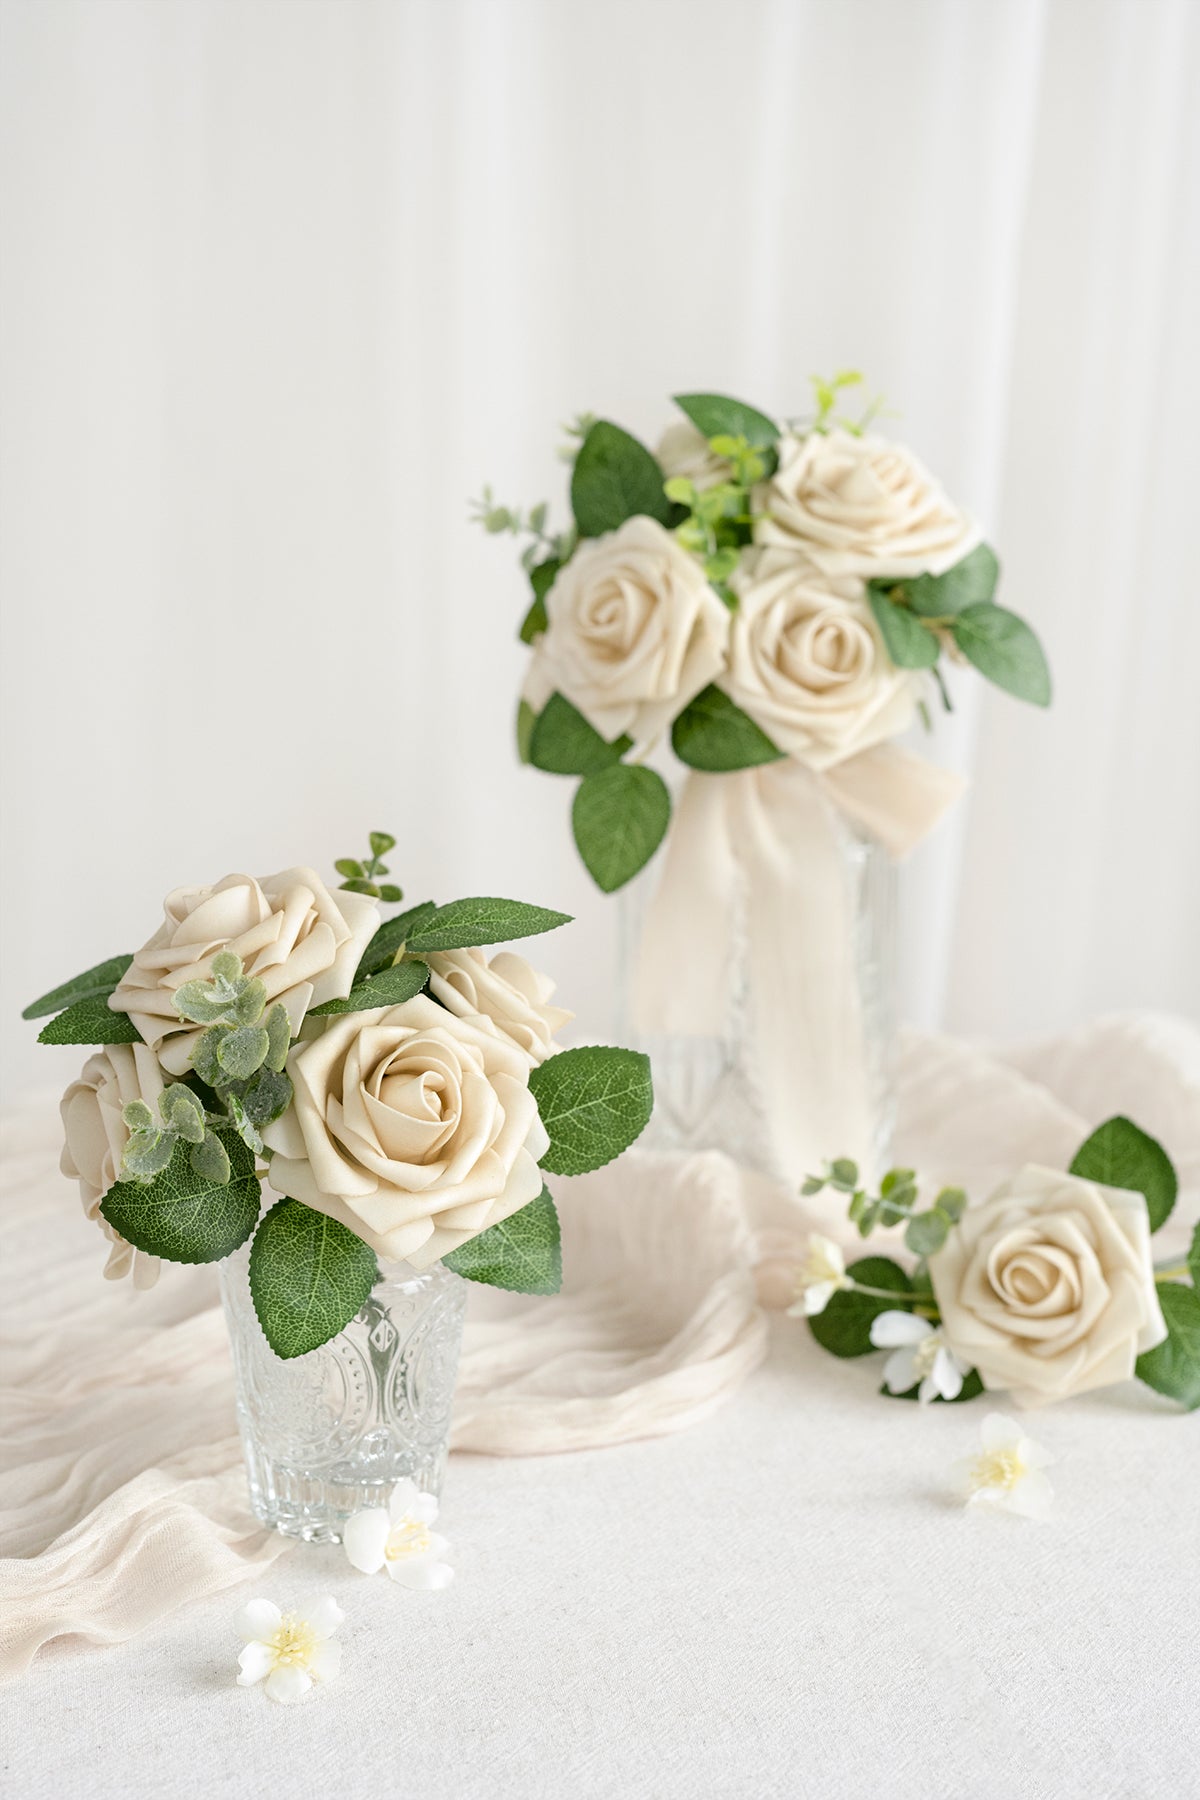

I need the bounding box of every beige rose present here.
[109,868,379,1075]
[756,429,981,578]
[655,420,727,492]
[425,948,571,1067]
[60,1042,168,1288]
[722,551,916,770]
[522,516,730,753]
[929,1164,1168,1407]
[262,994,550,1269]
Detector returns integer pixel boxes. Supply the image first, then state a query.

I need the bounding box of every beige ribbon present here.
[633,746,964,1192]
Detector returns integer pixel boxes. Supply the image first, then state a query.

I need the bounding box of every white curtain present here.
[2,0,1197,1102]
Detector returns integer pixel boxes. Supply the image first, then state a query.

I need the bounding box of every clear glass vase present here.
[620,802,898,1190]
[219,1239,467,1543]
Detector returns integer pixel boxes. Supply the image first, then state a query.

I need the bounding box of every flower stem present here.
[848,1280,936,1305]
[1153,1262,1189,1282]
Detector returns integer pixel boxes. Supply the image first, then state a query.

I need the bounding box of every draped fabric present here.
[2,0,1198,1104]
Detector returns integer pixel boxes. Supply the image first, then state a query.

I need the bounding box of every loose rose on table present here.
[476,374,1051,893]
[22,831,655,1360]
[795,1116,1199,1413]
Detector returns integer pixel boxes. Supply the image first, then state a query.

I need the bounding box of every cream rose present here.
[756,429,981,578]
[522,516,730,753]
[425,948,571,1067]
[109,868,379,1075]
[60,1042,168,1288]
[262,994,550,1269]
[655,419,727,492]
[722,551,917,769]
[929,1165,1168,1408]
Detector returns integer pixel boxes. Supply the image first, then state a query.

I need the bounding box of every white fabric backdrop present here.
[2,0,1198,1104]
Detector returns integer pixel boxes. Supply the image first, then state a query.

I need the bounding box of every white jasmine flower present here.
[235,1596,343,1704]
[869,1310,969,1403]
[786,1234,852,1317]
[954,1413,1056,1519]
[342,1478,454,1590]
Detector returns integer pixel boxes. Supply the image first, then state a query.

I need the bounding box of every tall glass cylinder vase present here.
[619,767,898,1194]
[220,1239,467,1543]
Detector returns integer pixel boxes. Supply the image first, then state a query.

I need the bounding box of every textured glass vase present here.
[620,810,898,1189]
[219,1240,467,1542]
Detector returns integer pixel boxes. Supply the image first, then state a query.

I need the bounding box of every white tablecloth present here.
[3,1014,1199,1798]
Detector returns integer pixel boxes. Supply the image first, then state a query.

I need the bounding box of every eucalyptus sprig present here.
[120,1083,231,1187]
[173,950,294,1154]
[469,486,577,575]
[803,1158,967,1256]
[335,830,403,902]
[667,434,766,605]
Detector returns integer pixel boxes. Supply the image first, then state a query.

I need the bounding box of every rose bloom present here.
[756,429,981,578]
[263,994,550,1269]
[109,868,378,1075]
[722,551,916,769]
[929,1164,1168,1407]
[60,1042,168,1287]
[424,948,571,1067]
[522,515,730,753]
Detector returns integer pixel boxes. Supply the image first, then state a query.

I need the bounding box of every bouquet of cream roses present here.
[477,376,1051,890]
[23,832,653,1358]
[794,1116,1199,1413]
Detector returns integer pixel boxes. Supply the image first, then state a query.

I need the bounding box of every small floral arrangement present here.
[795,1117,1199,1411]
[23,833,653,1357]
[476,377,1051,890]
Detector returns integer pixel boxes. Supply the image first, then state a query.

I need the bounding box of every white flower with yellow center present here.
[869,1310,969,1403]
[235,1597,343,1704]
[342,1478,454,1590]
[954,1413,1055,1519]
[785,1234,852,1317]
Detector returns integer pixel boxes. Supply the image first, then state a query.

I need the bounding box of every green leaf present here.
[335,858,365,879]
[529,691,632,776]
[905,1210,950,1256]
[1135,1284,1200,1410]
[263,1003,291,1073]
[216,1025,271,1082]
[443,1186,562,1294]
[100,1123,259,1264]
[671,683,784,772]
[1189,1221,1200,1290]
[225,1094,264,1156]
[238,1066,293,1128]
[406,897,572,954]
[379,885,404,904]
[308,957,429,1017]
[159,1083,206,1143]
[22,953,134,1021]
[249,1198,378,1360]
[341,878,380,896]
[672,392,778,451]
[369,831,396,856]
[122,1128,176,1181]
[516,698,536,764]
[883,1367,985,1405]
[951,603,1051,705]
[38,998,141,1046]
[903,543,1000,618]
[934,1186,968,1223]
[866,587,941,669]
[570,420,674,536]
[519,557,560,644]
[808,1257,913,1358]
[1068,1115,1177,1233]
[189,1130,231,1185]
[830,1159,859,1188]
[572,763,671,893]
[356,901,438,980]
[529,1045,653,1176]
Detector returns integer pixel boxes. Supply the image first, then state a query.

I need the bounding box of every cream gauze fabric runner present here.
[2,1011,1197,1681]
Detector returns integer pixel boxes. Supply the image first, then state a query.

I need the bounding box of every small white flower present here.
[235,1596,343,1704]
[953,1413,1056,1519]
[869,1310,969,1403]
[785,1234,851,1318]
[342,1478,454,1590]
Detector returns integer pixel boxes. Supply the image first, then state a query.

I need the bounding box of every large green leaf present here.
[529,691,632,776]
[308,957,429,1018]
[572,763,671,892]
[1189,1221,1200,1291]
[443,1186,562,1294]
[570,420,675,537]
[672,391,778,450]
[808,1257,913,1358]
[356,901,438,979]
[99,1122,260,1264]
[866,587,940,669]
[1068,1115,1177,1233]
[529,1044,653,1176]
[1135,1283,1200,1411]
[38,997,142,1046]
[406,896,572,953]
[249,1198,378,1359]
[951,603,1051,705]
[903,543,999,618]
[671,683,784,772]
[22,952,134,1020]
